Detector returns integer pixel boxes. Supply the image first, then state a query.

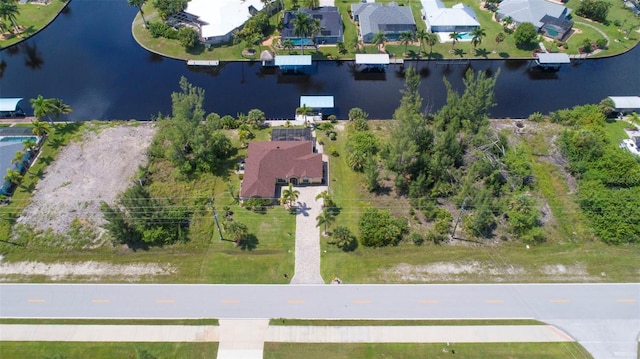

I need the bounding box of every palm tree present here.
[471,27,486,54]
[415,29,427,52]
[494,32,505,53]
[22,138,38,154]
[281,183,300,208]
[316,209,335,236]
[12,151,25,168]
[225,221,248,244]
[0,1,20,34]
[31,119,52,138]
[399,31,414,56]
[310,18,322,47]
[449,31,461,51]
[282,38,294,54]
[50,98,73,123]
[30,95,54,123]
[127,0,148,28]
[315,190,335,208]
[4,169,22,188]
[372,31,386,52]
[425,32,439,57]
[292,12,312,54]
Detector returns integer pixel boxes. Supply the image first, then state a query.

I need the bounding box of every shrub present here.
[410,232,425,246]
[329,132,337,141]
[528,112,545,122]
[596,38,607,49]
[513,22,538,49]
[328,115,337,123]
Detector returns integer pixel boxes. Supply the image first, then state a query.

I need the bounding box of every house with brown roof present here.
[240,141,324,201]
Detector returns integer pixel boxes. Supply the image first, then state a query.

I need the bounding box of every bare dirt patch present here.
[16,123,156,244]
[0,256,175,282]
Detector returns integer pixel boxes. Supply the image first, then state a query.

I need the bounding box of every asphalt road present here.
[1,283,639,358]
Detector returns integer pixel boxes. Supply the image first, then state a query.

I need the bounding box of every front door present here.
[290,178,298,185]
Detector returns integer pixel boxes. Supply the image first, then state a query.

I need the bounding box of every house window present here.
[276,178,286,183]
[302,177,309,184]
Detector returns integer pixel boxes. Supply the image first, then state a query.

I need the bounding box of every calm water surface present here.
[0,0,639,120]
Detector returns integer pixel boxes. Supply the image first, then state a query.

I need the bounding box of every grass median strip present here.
[269,319,544,326]
[0,319,219,326]
[264,342,592,359]
[0,342,218,359]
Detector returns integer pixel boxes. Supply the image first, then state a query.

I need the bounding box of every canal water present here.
[0,0,639,121]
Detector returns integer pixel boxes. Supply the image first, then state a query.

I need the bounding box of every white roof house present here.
[421,0,479,32]
[497,0,570,28]
[184,0,265,44]
[609,96,640,113]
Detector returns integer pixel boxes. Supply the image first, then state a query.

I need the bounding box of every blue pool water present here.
[0,136,37,143]
[457,32,475,40]
[290,38,314,46]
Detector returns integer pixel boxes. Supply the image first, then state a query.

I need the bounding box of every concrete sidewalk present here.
[0,324,574,343]
[0,324,219,342]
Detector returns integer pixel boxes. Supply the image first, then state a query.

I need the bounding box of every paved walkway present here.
[0,324,574,343]
[217,319,269,359]
[290,185,327,285]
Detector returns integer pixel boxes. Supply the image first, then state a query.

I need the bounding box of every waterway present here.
[0,0,638,121]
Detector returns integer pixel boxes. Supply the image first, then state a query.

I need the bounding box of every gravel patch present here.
[15,124,156,244]
[384,261,526,282]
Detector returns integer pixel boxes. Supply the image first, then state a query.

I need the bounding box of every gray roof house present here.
[497,0,572,39]
[351,2,416,43]
[282,7,344,45]
[421,0,479,33]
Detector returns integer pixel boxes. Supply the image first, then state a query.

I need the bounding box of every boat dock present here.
[186,60,220,66]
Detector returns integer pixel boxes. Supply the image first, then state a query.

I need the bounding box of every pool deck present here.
[0,116,36,125]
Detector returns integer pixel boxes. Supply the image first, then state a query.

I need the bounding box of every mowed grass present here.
[264,342,593,359]
[0,319,218,325]
[0,342,218,359]
[269,319,545,326]
[0,1,69,48]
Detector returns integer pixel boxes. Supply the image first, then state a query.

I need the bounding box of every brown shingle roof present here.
[241,141,323,199]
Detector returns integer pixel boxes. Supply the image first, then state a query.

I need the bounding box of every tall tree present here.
[470,27,486,54]
[30,95,54,123]
[399,30,414,56]
[494,32,505,52]
[372,31,387,51]
[449,31,462,50]
[280,182,300,208]
[0,1,20,34]
[4,169,22,188]
[225,221,249,244]
[415,29,428,52]
[292,12,312,54]
[50,98,73,123]
[152,0,187,20]
[425,32,438,57]
[316,208,336,236]
[31,119,52,138]
[282,38,294,54]
[128,0,148,28]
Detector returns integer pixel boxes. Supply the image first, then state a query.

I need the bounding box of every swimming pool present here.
[289,38,314,46]
[457,32,475,40]
[0,136,38,143]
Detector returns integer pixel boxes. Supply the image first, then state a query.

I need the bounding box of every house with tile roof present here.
[420,0,480,33]
[497,0,572,40]
[351,2,416,43]
[240,141,324,201]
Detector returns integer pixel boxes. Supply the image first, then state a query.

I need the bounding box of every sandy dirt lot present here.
[16,123,156,244]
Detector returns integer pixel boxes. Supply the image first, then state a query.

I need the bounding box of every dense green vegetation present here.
[553,105,640,244]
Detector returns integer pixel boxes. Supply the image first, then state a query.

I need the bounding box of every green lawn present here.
[264,342,592,359]
[604,118,635,145]
[0,319,218,325]
[131,0,640,62]
[0,0,69,49]
[0,342,218,359]
[270,319,544,326]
